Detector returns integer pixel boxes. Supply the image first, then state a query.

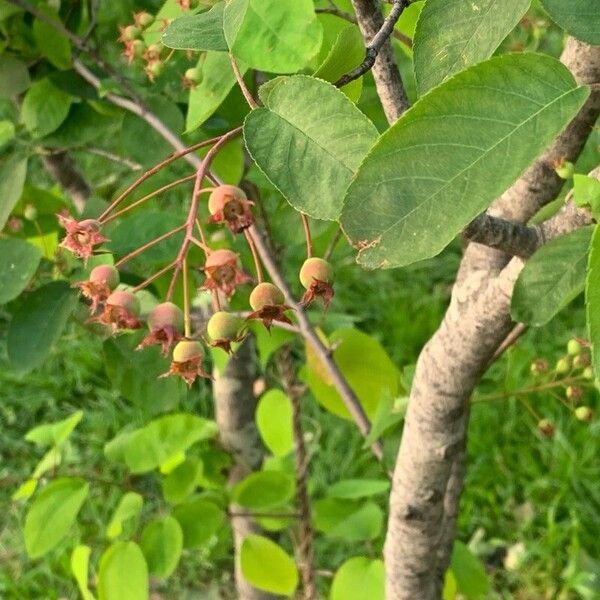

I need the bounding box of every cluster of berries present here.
[118,10,203,86]
[59,185,334,387]
[531,338,595,438]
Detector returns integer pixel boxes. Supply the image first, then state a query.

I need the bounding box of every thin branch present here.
[301,213,313,258]
[243,228,264,283]
[335,0,408,88]
[77,147,142,171]
[324,227,344,261]
[230,53,258,109]
[316,5,413,48]
[114,224,185,268]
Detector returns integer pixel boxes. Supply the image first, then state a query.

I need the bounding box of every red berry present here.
[89,265,120,291]
[299,257,333,289]
[148,302,184,333]
[249,283,285,311]
[106,290,140,316]
[173,340,204,363]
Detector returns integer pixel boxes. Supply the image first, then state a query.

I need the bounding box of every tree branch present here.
[41,151,91,214]
[348,0,410,122]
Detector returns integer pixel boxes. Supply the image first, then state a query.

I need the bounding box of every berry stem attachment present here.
[230,53,258,109]
[244,228,264,283]
[183,256,191,338]
[301,213,313,258]
[101,174,197,225]
[132,260,177,293]
[114,223,186,267]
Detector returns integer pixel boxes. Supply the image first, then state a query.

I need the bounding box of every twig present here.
[114,224,185,268]
[230,53,258,109]
[132,260,177,293]
[301,213,313,258]
[324,227,344,261]
[488,323,528,365]
[335,0,408,88]
[243,229,264,283]
[78,147,142,171]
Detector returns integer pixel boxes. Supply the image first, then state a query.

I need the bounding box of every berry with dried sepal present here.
[555,357,571,374]
[207,185,254,233]
[567,338,582,356]
[566,385,584,402]
[144,43,163,62]
[537,419,555,438]
[182,67,203,89]
[530,358,549,377]
[138,302,184,355]
[299,257,334,308]
[93,290,141,331]
[75,265,120,313]
[202,249,252,298]
[246,282,292,332]
[575,406,594,422]
[554,158,575,180]
[583,366,595,381]
[161,340,212,386]
[573,352,590,369]
[119,24,141,42]
[133,11,154,28]
[145,60,164,81]
[207,311,246,353]
[124,39,145,63]
[58,216,108,262]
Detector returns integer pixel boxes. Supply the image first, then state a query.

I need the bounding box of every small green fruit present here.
[555,357,571,374]
[173,340,203,363]
[135,11,154,27]
[23,204,38,221]
[566,385,583,401]
[121,24,141,41]
[573,352,590,369]
[299,257,333,289]
[148,302,184,332]
[106,290,140,316]
[89,265,119,290]
[207,311,243,340]
[537,418,555,438]
[567,338,582,356]
[184,67,203,84]
[530,359,548,376]
[583,366,595,381]
[146,60,164,78]
[249,282,285,311]
[555,159,575,180]
[575,406,593,422]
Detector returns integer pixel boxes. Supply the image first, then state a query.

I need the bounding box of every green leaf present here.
[0,55,30,97]
[574,174,600,216]
[586,225,600,379]
[314,498,383,541]
[256,389,294,457]
[173,500,226,548]
[98,542,149,600]
[25,411,83,447]
[185,52,243,132]
[0,154,28,231]
[341,54,590,269]
[0,239,41,304]
[104,413,218,474]
[12,478,38,501]
[7,281,78,373]
[362,394,407,448]
[106,492,144,539]
[244,75,378,220]
[303,328,401,419]
[140,516,183,578]
[313,25,364,101]
[0,119,15,147]
[24,478,89,558]
[443,570,458,600]
[21,78,72,138]
[71,545,95,600]
[224,0,322,73]
[327,479,390,500]
[450,541,490,599]
[33,9,72,69]
[162,457,202,504]
[240,535,298,596]
[232,470,295,509]
[162,2,228,51]
[330,557,384,600]
[31,447,61,479]
[413,0,530,95]
[512,227,592,326]
[250,321,295,369]
[540,0,600,45]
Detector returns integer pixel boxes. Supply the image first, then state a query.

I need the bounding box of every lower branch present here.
[41,151,91,214]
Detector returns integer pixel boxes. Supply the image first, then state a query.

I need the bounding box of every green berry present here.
[555,160,575,180]
[23,204,37,221]
[121,24,141,41]
[207,311,243,341]
[567,338,582,356]
[530,359,549,376]
[537,418,555,438]
[184,67,202,84]
[555,357,571,374]
[173,340,203,363]
[566,386,583,401]
[575,406,593,422]
[299,257,333,290]
[249,282,284,311]
[583,366,595,381]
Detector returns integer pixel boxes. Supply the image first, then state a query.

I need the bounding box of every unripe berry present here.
[530,358,549,376]
[207,311,243,341]
[299,257,333,290]
[130,39,146,59]
[583,366,595,381]
[148,302,184,333]
[555,159,575,180]
[208,185,247,216]
[555,357,571,374]
[146,60,164,79]
[537,418,555,438]
[89,265,119,290]
[146,43,162,57]
[121,24,141,41]
[135,11,154,27]
[567,338,582,356]
[184,67,202,84]
[575,406,593,422]
[573,352,590,369]
[249,282,285,311]
[173,340,204,363]
[106,290,140,316]
[566,385,583,401]
[23,204,37,221]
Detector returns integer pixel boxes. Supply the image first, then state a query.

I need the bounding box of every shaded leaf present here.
[162,2,227,51]
[106,492,143,539]
[451,541,490,599]
[22,78,72,138]
[327,478,390,500]
[162,457,202,504]
[70,545,95,600]
[0,55,30,97]
[140,516,183,578]
[0,239,41,304]
[0,154,28,231]
[540,0,600,45]
[232,470,295,509]
[25,411,82,447]
[172,499,226,548]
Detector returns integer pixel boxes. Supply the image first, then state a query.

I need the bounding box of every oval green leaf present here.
[540,0,600,45]
[256,389,294,457]
[70,545,94,600]
[331,557,384,600]
[224,0,322,73]
[24,477,89,558]
[341,54,590,269]
[240,535,298,596]
[586,225,600,379]
[140,516,183,578]
[244,75,378,220]
[7,280,78,373]
[327,478,390,500]
[162,457,202,504]
[413,0,530,95]
[0,239,41,304]
[314,498,383,541]
[106,492,144,539]
[98,541,149,600]
[21,78,72,138]
[172,499,226,548]
[0,154,28,231]
[512,226,592,326]
[162,2,228,51]
[232,470,295,510]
